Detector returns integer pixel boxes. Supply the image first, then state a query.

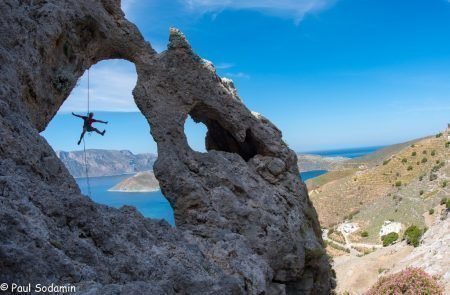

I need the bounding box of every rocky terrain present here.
[296,154,348,172]
[109,170,160,192]
[57,149,157,178]
[307,133,449,293]
[307,135,449,229]
[0,1,333,294]
[333,205,449,294]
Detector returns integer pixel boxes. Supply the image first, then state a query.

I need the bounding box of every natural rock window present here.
[184,114,208,153]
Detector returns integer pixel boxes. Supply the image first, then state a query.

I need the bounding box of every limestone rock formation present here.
[0,0,333,294]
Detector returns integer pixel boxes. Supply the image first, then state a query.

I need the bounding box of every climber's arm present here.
[93,119,108,124]
[72,112,85,119]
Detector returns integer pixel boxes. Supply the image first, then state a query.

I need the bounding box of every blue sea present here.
[306,145,384,158]
[77,146,382,225]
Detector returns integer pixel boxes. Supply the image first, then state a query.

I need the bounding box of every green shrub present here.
[429,208,434,215]
[327,241,350,253]
[361,231,369,238]
[419,190,424,196]
[407,165,413,171]
[441,197,448,205]
[382,232,399,247]
[411,151,417,156]
[436,133,443,138]
[367,267,444,295]
[430,173,438,181]
[447,199,450,209]
[404,225,422,247]
[395,181,402,187]
[421,157,428,163]
[432,162,445,172]
[383,159,391,165]
[446,142,450,148]
[431,150,436,156]
[423,150,427,154]
[419,175,424,181]
[443,180,448,188]
[401,158,407,163]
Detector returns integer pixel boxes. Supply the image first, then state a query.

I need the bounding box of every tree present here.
[404,225,422,247]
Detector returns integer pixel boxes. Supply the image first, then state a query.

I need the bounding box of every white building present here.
[338,222,359,234]
[379,220,402,237]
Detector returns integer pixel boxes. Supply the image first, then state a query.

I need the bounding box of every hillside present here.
[109,171,160,192]
[307,134,449,232]
[311,132,450,293]
[334,205,449,294]
[297,154,349,172]
[56,149,157,178]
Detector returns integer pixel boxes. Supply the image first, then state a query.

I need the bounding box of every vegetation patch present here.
[367,267,443,295]
[381,232,399,247]
[404,225,423,247]
[327,241,350,253]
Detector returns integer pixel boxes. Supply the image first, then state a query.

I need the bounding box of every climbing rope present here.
[87,69,90,114]
[82,137,92,197]
[83,69,92,197]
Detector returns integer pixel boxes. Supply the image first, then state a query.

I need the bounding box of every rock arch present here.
[0,0,334,294]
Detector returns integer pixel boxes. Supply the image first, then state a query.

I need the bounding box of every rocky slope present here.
[109,170,160,192]
[311,134,449,293]
[56,149,157,178]
[333,206,449,294]
[0,1,333,294]
[389,207,449,293]
[297,154,348,172]
[308,135,449,229]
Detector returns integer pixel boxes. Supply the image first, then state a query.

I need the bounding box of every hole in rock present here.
[184,115,208,152]
[189,105,265,161]
[41,59,175,226]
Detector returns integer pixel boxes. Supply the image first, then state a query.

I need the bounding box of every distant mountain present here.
[109,171,160,192]
[297,154,349,172]
[56,149,157,178]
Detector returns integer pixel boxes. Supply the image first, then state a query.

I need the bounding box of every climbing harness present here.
[83,69,92,197]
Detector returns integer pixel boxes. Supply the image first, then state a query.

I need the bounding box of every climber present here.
[72,112,108,145]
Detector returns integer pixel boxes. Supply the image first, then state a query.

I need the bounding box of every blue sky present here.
[42,0,450,154]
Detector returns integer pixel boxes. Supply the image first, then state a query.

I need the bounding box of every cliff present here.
[109,171,160,192]
[0,1,333,294]
[56,149,157,178]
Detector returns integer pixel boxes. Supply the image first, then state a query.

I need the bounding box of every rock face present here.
[57,149,157,178]
[0,0,333,294]
[389,209,450,293]
[109,171,160,192]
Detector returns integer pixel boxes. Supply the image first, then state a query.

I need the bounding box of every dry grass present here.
[309,136,450,228]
